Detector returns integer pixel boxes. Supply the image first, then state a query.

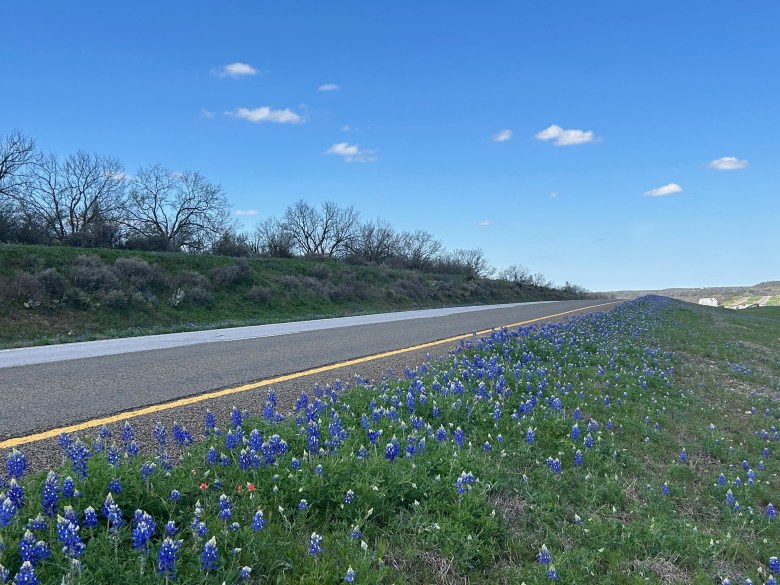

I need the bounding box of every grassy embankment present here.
[0,244,578,348]
[0,298,778,583]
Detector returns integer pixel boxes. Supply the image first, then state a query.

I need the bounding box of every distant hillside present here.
[603,281,780,305]
[0,245,587,348]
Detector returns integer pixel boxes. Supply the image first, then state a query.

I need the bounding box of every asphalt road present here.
[0,299,614,441]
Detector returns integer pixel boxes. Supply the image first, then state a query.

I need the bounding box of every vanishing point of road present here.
[0,299,617,448]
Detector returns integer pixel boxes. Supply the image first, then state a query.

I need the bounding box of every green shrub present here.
[209,260,252,287]
[246,284,272,303]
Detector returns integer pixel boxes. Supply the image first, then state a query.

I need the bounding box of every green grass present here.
[1,298,779,583]
[0,244,580,348]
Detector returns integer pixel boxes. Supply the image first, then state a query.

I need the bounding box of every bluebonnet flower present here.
[206,446,218,465]
[454,427,465,448]
[225,429,241,450]
[717,473,726,485]
[108,478,122,494]
[344,489,355,504]
[0,494,17,527]
[537,544,551,564]
[308,532,324,557]
[102,493,123,531]
[106,444,122,468]
[172,422,193,446]
[132,510,156,553]
[201,536,219,572]
[229,522,240,531]
[218,494,232,521]
[230,406,243,428]
[25,515,47,532]
[345,566,356,582]
[153,422,167,448]
[570,424,580,441]
[165,520,178,536]
[66,440,92,480]
[291,457,301,470]
[725,490,735,505]
[574,450,583,466]
[220,454,231,467]
[157,538,182,579]
[350,526,361,539]
[526,427,535,446]
[169,490,180,502]
[357,445,368,460]
[252,509,265,531]
[249,428,263,452]
[240,566,252,580]
[0,564,9,583]
[482,441,492,453]
[82,507,98,529]
[662,482,670,495]
[121,421,133,445]
[56,516,85,559]
[11,561,38,585]
[126,440,140,458]
[7,479,24,509]
[573,407,581,420]
[239,449,252,471]
[298,499,309,511]
[6,449,27,479]
[385,440,400,462]
[63,505,78,525]
[191,520,208,538]
[770,555,780,574]
[140,462,156,480]
[547,565,559,580]
[204,409,216,433]
[41,471,59,517]
[767,503,776,519]
[584,434,594,449]
[679,448,687,463]
[59,476,77,499]
[759,460,765,471]
[315,464,324,475]
[18,530,49,567]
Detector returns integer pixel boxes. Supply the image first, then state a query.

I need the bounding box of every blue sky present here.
[3,1,778,291]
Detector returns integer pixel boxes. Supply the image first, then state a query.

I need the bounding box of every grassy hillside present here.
[605,281,780,306]
[1,298,778,583]
[0,244,580,348]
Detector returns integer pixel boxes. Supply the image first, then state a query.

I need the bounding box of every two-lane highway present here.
[0,299,617,446]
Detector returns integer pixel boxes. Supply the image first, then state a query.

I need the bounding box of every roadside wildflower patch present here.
[0,297,778,583]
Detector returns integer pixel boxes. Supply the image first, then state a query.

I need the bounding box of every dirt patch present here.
[488,489,527,536]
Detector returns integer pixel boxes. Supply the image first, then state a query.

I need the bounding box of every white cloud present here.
[535,124,595,146]
[324,142,377,163]
[340,125,352,132]
[644,182,683,197]
[234,209,259,217]
[226,107,303,124]
[212,62,257,78]
[318,83,340,91]
[491,129,513,142]
[478,220,492,226]
[549,191,559,198]
[200,109,216,119]
[708,156,748,170]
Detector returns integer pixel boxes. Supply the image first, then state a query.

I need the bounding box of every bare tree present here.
[449,248,494,278]
[283,199,360,257]
[254,217,295,257]
[125,164,232,252]
[19,150,127,245]
[498,264,532,285]
[0,130,37,200]
[347,219,402,263]
[397,229,444,269]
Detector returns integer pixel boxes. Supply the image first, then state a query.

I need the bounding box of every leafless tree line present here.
[0,130,232,252]
[1,130,579,285]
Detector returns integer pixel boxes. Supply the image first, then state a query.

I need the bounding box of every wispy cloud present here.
[491,129,513,142]
[340,125,352,132]
[708,156,748,170]
[478,220,492,226]
[549,191,559,199]
[199,109,216,119]
[212,62,257,78]
[644,182,683,197]
[324,142,377,163]
[234,209,259,217]
[318,83,340,91]
[226,107,303,124]
[535,124,596,146]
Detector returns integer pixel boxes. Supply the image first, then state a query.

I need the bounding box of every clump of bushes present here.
[246,285,272,303]
[209,260,252,287]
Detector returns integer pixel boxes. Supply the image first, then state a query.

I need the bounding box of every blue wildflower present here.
[132,510,156,553]
[454,427,465,448]
[679,448,687,463]
[165,520,178,536]
[169,490,180,502]
[547,565,559,580]
[574,450,583,466]
[41,471,59,517]
[570,424,580,441]
[201,536,219,572]
[56,516,85,559]
[584,433,593,449]
[662,482,670,495]
[108,478,121,494]
[204,409,216,433]
[770,555,780,574]
[526,427,535,445]
[251,509,265,531]
[345,566,356,582]
[12,561,38,585]
[7,479,24,509]
[344,489,355,504]
[298,499,309,511]
[153,422,167,447]
[308,532,323,557]
[537,544,551,564]
[6,449,27,479]
[82,507,98,528]
[231,406,243,429]
[157,538,182,579]
[767,503,776,519]
[240,566,252,580]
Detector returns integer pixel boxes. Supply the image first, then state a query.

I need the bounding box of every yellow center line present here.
[0,301,620,449]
